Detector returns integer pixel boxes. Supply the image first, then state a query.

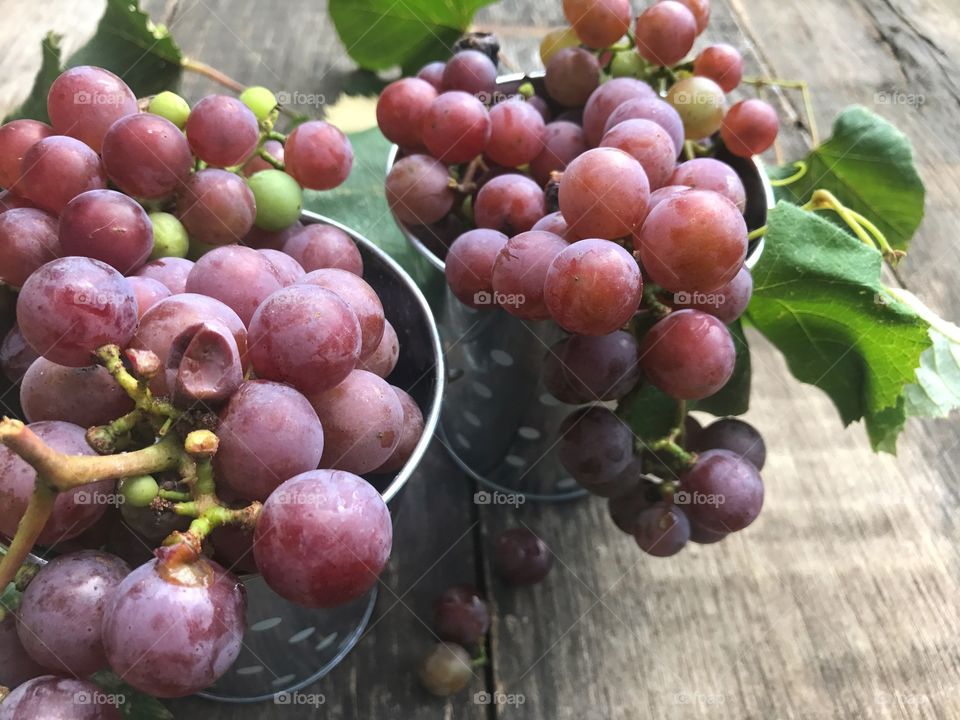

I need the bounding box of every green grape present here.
[247,169,303,231]
[147,91,191,129]
[119,475,160,508]
[666,76,727,141]
[239,86,278,122]
[148,212,190,259]
[610,51,645,78]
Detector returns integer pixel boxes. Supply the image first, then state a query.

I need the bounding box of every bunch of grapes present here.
[380,0,772,556]
[0,65,427,704]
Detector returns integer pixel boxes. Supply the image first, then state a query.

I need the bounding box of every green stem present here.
[158,489,192,502]
[748,225,767,241]
[683,140,696,161]
[647,437,697,468]
[0,484,56,591]
[257,146,285,170]
[769,160,807,187]
[642,285,673,318]
[676,400,688,446]
[96,346,179,421]
[86,409,145,454]
[267,130,287,142]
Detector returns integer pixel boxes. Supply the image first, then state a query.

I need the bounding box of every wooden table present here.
[2,0,959,718]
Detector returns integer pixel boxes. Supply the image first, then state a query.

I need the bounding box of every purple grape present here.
[165,321,243,408]
[356,319,399,379]
[689,521,727,544]
[185,95,259,167]
[603,97,685,156]
[543,330,641,403]
[491,230,568,320]
[494,528,553,585]
[474,174,546,236]
[0,208,61,289]
[444,228,508,309]
[46,66,137,152]
[0,615,46,689]
[545,47,601,107]
[184,245,283,325]
[176,169,256,246]
[0,324,38,383]
[608,480,660,532]
[416,61,445,90]
[59,189,153,273]
[373,387,424,474]
[284,121,353,191]
[385,154,456,227]
[633,502,690,556]
[441,49,497,97]
[670,158,747,213]
[126,275,171,318]
[0,119,54,190]
[18,136,107,215]
[679,449,764,532]
[258,248,305,285]
[282,223,363,275]
[557,406,634,486]
[693,417,766,470]
[530,120,587,187]
[298,268,385,358]
[0,675,122,719]
[433,585,490,646]
[101,113,193,199]
[20,357,134,427]
[133,256,194,294]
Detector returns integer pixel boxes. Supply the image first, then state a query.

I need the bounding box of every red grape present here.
[485,99,545,167]
[20,357,134,427]
[385,154,455,226]
[444,228,508,308]
[667,0,711,33]
[669,157,746,212]
[0,208,60,288]
[679,448,764,531]
[242,139,285,176]
[259,247,305,285]
[441,50,497,97]
[422,91,490,164]
[603,97,685,156]
[416,61,446,91]
[284,120,353,190]
[562,0,631,48]
[558,147,650,239]
[494,528,553,585]
[101,113,193,199]
[491,230,568,320]
[165,321,243,408]
[720,99,780,157]
[635,1,697,67]
[543,330,641,403]
[531,210,576,240]
[46,66,137,152]
[376,78,437,150]
[185,245,283,325]
[600,118,677,189]
[298,268,385,358]
[0,676,122,719]
[133,256,194,294]
[0,324,38,383]
[474,173,545,236]
[634,503,690,556]
[557,406,634,485]
[283,223,362,275]
[176,169,256,246]
[530,120,587,186]
[374,387,424,474]
[544,47,601,108]
[672,265,752,324]
[692,417,766,470]
[185,94,259,167]
[0,119,54,190]
[357,319,399,378]
[18,136,107,214]
[433,585,490,646]
[127,276,171,318]
[0,616,46,689]
[582,77,658,146]
[59,189,153,273]
[693,43,743,92]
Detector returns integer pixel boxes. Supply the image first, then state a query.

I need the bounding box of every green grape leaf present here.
[328,0,497,74]
[693,319,751,416]
[746,202,932,453]
[767,105,925,252]
[89,671,172,720]
[4,0,182,123]
[617,383,679,450]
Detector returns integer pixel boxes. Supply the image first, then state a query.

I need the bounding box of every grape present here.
[118,504,190,547]
[0,119,54,189]
[669,157,747,212]
[648,184,689,210]
[147,90,190,128]
[284,120,353,190]
[634,503,690,556]
[0,208,60,288]
[239,85,277,121]
[474,174,545,236]
[527,95,552,123]
[543,330,641,403]
[544,239,642,335]
[720,99,780,158]
[666,76,727,140]
[433,585,490,646]
[282,223,363,275]
[376,78,437,150]
[184,95,259,167]
[254,470,392,607]
[689,521,727,544]
[385,154,455,226]
[298,269,385,358]
[494,528,553,585]
[600,118,677,189]
[582,77,657,146]
[134,256,194,294]
[374,387,425,473]
[634,189,747,292]
[0,421,114,546]
[419,643,472,697]
[243,220,302,251]
[0,616,46,689]
[672,266,752,324]
[530,121,587,187]
[17,257,137,367]
[416,61,446,90]
[246,169,302,232]
[101,113,193,199]
[441,49,497,97]
[177,169,257,246]
[59,190,153,273]
[0,190,36,213]
[684,414,704,445]
[693,417,766,470]
[16,550,129,676]
[0,676,122,719]
[214,380,324,502]
[165,321,243,408]
[20,358,134,427]
[557,406,634,485]
[608,480,660,532]
[421,92,491,165]
[18,136,106,214]
[539,26,580,64]
[667,0,711,33]
[101,556,246,697]
[558,147,650,239]
[485,100,545,167]
[118,475,159,507]
[604,98,686,157]
[184,245,283,325]
[146,212,189,260]
[562,0,631,48]
[693,44,743,92]
[309,370,403,474]
[444,228,508,308]
[679,449,763,531]
[357,319,399,378]
[259,248,305,285]
[531,210,576,240]
[635,1,697,67]
[491,230,568,320]
[131,293,248,397]
[639,309,735,399]
[46,66,137,152]
[210,524,258,574]
[0,325,38,383]
[544,47,601,108]
[248,284,361,395]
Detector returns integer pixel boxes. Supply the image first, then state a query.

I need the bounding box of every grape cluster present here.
[0,66,426,701]
[381,0,773,556]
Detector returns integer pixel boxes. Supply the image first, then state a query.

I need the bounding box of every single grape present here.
[0,119,54,190]
[543,330,641,403]
[177,168,256,246]
[544,47,601,108]
[246,169,302,232]
[608,480,660,532]
[422,91,490,164]
[494,528,553,585]
[118,504,190,547]
[17,257,137,367]
[165,320,243,408]
[720,99,780,158]
[46,66,137,152]
[210,524,258,574]
[0,324,38,383]
[557,406,635,486]
[416,61,446,91]
[259,248,305,285]
[118,475,160,507]
[635,1,697,67]
[639,309,735,399]
[635,189,747,292]
[668,0,711,33]
[239,85,277,121]
[298,268,385,358]
[419,642,473,697]
[284,120,353,190]
[530,121,587,187]
[689,521,727,544]
[0,615,46,689]
[282,223,363,275]
[243,219,302,251]
[0,208,60,289]
[563,0,631,47]
[441,49,497,97]
[693,44,743,92]
[672,266,752,324]
[531,210,576,240]
[485,99,545,167]
[433,585,490,646]
[185,94,259,167]
[17,136,106,214]
[527,94,552,122]
[582,77,658,146]
[539,26,580,65]
[610,50,646,78]
[684,414,704,446]
[20,357,134,426]
[254,470,392,607]
[648,184,689,210]
[0,675,122,719]
[490,230,568,320]
[309,369,403,474]
[59,189,154,273]
[474,174,545,236]
[634,502,690,556]
[357,319,399,378]
[669,157,747,212]
[600,118,677,189]
[185,244,283,325]
[604,97,685,156]
[693,417,766,470]
[558,147,650,239]
[374,387,424,474]
[134,256,194,294]
[376,78,437,150]
[147,90,191,128]
[101,555,246,697]
[444,228,508,308]
[679,448,764,531]
[385,154,455,226]
[147,212,189,260]
[666,76,727,140]
[242,139,285,177]
[101,113,193,199]
[248,284,361,395]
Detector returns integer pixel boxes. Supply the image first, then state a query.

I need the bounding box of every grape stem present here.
[449,155,487,194]
[741,75,819,146]
[165,502,262,558]
[86,409,146,454]
[647,437,697,468]
[641,285,673,318]
[266,131,287,142]
[0,484,56,593]
[257,146,285,170]
[769,160,808,187]
[96,345,180,425]
[803,189,903,264]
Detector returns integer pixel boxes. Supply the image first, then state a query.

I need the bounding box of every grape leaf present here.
[767,106,925,252]
[328,0,496,74]
[617,383,679,448]
[693,319,751,416]
[746,202,931,452]
[3,33,63,123]
[89,671,172,720]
